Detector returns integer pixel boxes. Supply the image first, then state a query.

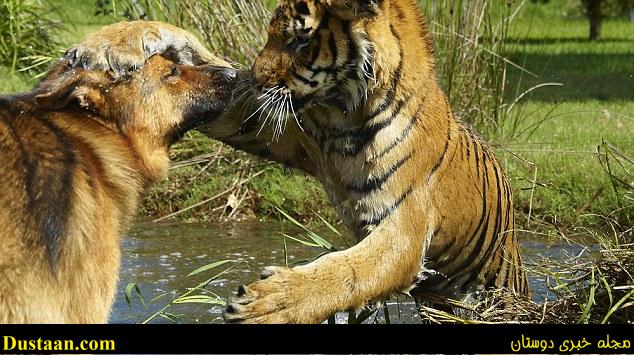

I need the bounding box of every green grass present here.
[0,65,30,92]
[496,101,633,225]
[0,0,118,90]
[492,1,634,226]
[48,0,119,40]
[507,19,634,102]
[140,132,332,223]
[1,0,61,73]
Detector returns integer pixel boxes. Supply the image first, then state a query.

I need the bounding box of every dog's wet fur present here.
[0,55,235,323]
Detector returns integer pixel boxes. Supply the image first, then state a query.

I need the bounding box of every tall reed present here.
[118,0,269,66]
[420,0,522,128]
[0,0,61,73]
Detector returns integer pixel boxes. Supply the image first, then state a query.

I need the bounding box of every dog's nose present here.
[204,65,237,81]
[218,67,237,80]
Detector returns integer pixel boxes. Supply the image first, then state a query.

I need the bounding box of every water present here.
[110,221,588,324]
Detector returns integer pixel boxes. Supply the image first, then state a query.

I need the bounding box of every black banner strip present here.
[0,324,632,354]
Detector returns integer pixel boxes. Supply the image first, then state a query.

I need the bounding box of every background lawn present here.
[497,1,633,227]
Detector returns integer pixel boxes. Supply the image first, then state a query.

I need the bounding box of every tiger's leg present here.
[224,211,431,324]
[67,21,230,76]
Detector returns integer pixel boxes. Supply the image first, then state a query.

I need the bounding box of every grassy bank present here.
[141,132,331,222]
[496,2,633,228]
[0,0,631,227]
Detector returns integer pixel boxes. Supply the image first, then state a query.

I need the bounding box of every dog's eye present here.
[164,66,180,79]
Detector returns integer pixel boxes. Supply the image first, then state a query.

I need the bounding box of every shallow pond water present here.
[109,221,589,324]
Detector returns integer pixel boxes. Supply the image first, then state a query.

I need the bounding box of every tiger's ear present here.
[325,0,383,19]
[35,70,107,112]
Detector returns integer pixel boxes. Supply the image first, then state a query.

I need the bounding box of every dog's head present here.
[37,55,236,144]
[35,55,236,178]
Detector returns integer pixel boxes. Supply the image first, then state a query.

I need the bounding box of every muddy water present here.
[109,221,587,324]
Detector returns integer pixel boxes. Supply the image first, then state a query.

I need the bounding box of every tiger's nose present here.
[251,76,286,93]
[250,74,267,91]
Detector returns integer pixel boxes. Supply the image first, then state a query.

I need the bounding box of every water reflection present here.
[110,221,590,324]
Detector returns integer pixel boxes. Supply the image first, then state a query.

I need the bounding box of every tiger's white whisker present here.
[257,91,286,136]
[288,93,303,132]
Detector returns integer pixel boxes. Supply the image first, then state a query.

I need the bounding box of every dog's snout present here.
[202,65,237,82]
[218,67,237,80]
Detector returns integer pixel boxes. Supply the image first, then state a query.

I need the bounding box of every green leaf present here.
[282,233,321,248]
[313,210,342,237]
[150,292,170,304]
[275,206,333,251]
[157,312,179,323]
[275,206,306,229]
[601,288,634,324]
[124,282,147,310]
[173,295,226,305]
[283,237,289,267]
[578,268,596,324]
[124,283,136,306]
[187,259,236,277]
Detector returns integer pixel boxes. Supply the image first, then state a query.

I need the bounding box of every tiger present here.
[67,0,529,324]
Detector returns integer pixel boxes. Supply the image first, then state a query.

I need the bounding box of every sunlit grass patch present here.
[494,101,634,226]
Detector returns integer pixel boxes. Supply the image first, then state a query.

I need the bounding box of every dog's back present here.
[0,53,236,323]
[0,95,126,323]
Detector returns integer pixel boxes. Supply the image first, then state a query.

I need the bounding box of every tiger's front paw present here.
[65,21,227,77]
[223,266,327,324]
[65,21,160,76]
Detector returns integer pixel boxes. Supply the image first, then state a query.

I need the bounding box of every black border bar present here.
[0,324,632,354]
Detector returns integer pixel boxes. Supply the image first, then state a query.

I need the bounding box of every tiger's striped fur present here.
[222,0,529,323]
[67,0,529,323]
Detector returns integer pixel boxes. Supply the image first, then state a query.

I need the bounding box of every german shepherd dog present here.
[0,55,236,323]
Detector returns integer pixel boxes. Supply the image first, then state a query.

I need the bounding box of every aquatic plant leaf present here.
[124,282,148,310]
[173,295,226,305]
[187,259,236,277]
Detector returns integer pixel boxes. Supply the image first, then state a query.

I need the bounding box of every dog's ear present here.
[35,70,107,112]
[325,0,383,19]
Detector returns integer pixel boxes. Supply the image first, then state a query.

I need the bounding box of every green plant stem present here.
[142,264,238,324]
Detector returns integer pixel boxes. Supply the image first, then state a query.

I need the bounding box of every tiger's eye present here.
[287,36,310,52]
[296,1,309,15]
